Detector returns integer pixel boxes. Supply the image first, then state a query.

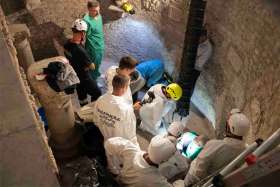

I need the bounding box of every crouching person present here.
[139,83,183,135]
[92,74,139,146]
[181,109,250,186]
[104,135,185,187]
[105,56,138,105]
[159,122,209,180]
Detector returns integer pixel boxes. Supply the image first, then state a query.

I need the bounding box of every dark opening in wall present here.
[0,0,25,15]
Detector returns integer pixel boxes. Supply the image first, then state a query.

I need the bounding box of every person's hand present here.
[85,63,95,71]
[89,63,95,70]
[133,101,142,111]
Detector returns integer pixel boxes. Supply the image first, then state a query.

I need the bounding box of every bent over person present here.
[92,74,139,146]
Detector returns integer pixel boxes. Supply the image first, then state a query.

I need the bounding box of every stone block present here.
[230,77,245,109]
[227,46,243,73]
[0,127,60,187]
[8,24,31,38]
[26,0,41,10]
[0,35,36,136]
[168,5,184,22]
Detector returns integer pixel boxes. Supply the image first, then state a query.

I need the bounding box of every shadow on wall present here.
[103,16,174,75]
[191,79,216,129]
[0,0,25,15]
[29,22,67,61]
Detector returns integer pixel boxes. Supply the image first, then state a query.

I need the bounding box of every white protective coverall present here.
[184,137,246,186]
[159,150,189,180]
[104,137,184,187]
[92,93,138,145]
[195,39,213,71]
[105,66,133,105]
[139,84,176,135]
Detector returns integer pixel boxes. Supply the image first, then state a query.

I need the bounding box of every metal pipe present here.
[201,139,263,187]
[220,139,263,176]
[176,0,207,116]
[252,128,280,157]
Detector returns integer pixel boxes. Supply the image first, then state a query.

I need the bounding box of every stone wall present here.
[135,0,189,72]
[199,0,280,141]
[5,0,188,65]
[0,6,59,187]
[4,0,279,142]
[135,0,280,142]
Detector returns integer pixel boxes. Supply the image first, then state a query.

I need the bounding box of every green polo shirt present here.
[84,14,105,53]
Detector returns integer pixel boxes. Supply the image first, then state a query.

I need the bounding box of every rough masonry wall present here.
[0,6,59,186]
[6,0,188,66]
[200,0,280,141]
[4,0,278,142]
[137,0,189,72]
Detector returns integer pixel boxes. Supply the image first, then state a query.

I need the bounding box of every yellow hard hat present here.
[166,83,182,101]
[122,2,133,12]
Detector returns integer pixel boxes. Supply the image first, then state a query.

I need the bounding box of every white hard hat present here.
[148,135,176,164]
[72,19,88,32]
[168,121,184,137]
[228,109,250,137]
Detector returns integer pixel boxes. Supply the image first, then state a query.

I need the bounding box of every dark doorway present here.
[0,0,25,15]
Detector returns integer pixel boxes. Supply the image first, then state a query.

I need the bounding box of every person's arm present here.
[64,43,72,60]
[80,47,95,70]
[184,140,220,186]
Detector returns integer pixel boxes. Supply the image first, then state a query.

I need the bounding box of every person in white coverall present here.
[159,121,189,180]
[105,56,138,105]
[180,108,250,186]
[159,122,209,180]
[104,135,185,187]
[139,83,183,135]
[92,74,139,145]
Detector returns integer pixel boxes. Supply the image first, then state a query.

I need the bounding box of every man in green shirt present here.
[84,0,105,80]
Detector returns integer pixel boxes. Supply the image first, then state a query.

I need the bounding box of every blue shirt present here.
[136,59,164,87]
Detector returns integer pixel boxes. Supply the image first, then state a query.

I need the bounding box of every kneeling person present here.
[183,109,250,186]
[93,74,138,145]
[104,135,182,186]
[105,56,138,105]
[139,83,183,135]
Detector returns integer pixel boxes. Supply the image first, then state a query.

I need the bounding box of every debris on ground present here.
[59,157,99,187]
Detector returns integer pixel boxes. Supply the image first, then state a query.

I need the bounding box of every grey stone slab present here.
[0,37,35,136]
[0,127,59,187]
